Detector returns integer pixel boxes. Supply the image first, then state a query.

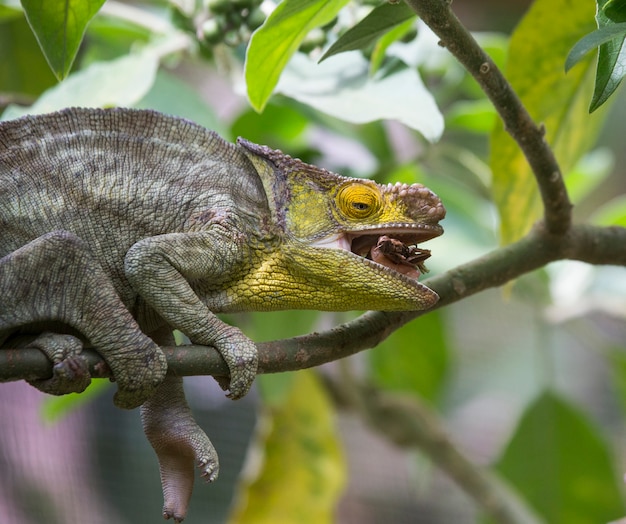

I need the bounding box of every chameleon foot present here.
[26,332,91,395]
[106,338,168,410]
[210,327,258,400]
[141,375,218,522]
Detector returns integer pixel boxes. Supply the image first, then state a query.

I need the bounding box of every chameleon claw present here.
[199,465,219,483]
[198,454,219,483]
[163,510,185,522]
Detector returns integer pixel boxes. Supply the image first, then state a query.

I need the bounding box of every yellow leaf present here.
[229,371,345,524]
[491,0,605,245]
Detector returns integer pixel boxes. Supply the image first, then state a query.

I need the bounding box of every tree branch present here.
[2,223,624,383]
[404,0,572,234]
[325,379,543,524]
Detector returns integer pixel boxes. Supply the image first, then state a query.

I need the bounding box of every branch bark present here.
[2,223,625,383]
[3,222,622,524]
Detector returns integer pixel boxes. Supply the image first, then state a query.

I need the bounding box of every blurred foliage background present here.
[1,0,626,523]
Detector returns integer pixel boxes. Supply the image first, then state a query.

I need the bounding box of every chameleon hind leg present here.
[140,326,218,522]
[26,332,92,395]
[0,230,167,408]
[142,379,219,521]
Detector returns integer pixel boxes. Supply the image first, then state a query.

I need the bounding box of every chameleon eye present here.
[337,183,382,219]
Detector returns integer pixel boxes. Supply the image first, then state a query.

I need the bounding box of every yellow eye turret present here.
[336,183,382,220]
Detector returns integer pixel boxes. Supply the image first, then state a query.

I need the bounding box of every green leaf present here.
[2,47,159,120]
[244,0,349,112]
[20,0,107,80]
[590,0,626,111]
[230,103,310,148]
[590,194,626,226]
[606,349,626,423]
[604,0,626,22]
[566,148,614,203]
[229,371,345,523]
[40,379,110,422]
[369,17,415,75]
[237,310,319,342]
[368,311,449,402]
[136,69,226,137]
[319,2,414,62]
[82,8,154,64]
[0,1,22,21]
[256,373,299,408]
[275,52,443,141]
[446,99,497,133]
[496,391,625,524]
[490,0,605,245]
[608,350,626,412]
[565,23,626,72]
[0,12,57,97]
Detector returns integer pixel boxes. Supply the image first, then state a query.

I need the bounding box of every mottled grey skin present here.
[0,108,270,521]
[0,108,270,405]
[0,107,444,521]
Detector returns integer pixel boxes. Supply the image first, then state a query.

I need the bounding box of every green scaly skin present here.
[0,107,445,521]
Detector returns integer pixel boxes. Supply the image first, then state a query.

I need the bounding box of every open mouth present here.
[313,225,443,280]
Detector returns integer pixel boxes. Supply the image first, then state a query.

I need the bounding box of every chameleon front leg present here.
[141,373,218,522]
[0,231,167,408]
[124,229,258,400]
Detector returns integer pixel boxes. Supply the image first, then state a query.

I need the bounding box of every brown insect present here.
[370,235,431,278]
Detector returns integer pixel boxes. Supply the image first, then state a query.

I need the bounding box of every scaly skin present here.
[0,107,445,521]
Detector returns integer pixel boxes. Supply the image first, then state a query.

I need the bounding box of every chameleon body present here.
[0,107,445,521]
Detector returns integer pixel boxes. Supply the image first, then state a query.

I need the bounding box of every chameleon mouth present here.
[313,224,443,280]
[353,234,431,279]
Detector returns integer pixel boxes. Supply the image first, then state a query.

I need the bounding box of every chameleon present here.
[0,107,445,521]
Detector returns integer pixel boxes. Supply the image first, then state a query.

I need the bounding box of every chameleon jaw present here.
[312,224,443,281]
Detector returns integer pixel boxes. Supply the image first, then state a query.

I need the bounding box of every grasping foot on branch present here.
[25,332,91,395]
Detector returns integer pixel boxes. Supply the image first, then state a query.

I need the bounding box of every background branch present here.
[325,377,544,524]
[404,0,572,234]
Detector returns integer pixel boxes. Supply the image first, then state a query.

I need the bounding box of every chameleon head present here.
[237,139,446,312]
